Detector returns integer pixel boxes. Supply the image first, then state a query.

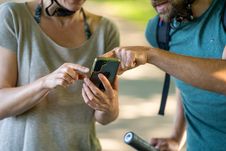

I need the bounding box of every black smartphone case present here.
[90,60,119,90]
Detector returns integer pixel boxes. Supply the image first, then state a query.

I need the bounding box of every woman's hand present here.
[41,63,89,89]
[82,73,119,124]
[102,46,151,74]
[150,137,180,151]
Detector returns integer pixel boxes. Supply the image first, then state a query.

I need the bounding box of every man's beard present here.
[154,0,193,22]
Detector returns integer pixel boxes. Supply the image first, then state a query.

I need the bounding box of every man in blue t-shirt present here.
[104,0,226,150]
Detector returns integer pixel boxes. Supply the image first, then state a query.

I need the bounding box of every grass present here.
[91,0,157,26]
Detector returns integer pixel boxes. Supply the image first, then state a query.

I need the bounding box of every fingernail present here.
[85,68,89,72]
[98,73,103,78]
[83,67,89,72]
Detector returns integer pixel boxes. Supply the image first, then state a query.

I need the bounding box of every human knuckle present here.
[93,91,100,96]
[64,63,69,66]
[60,63,67,68]
[60,80,65,85]
[60,73,67,79]
[64,67,70,72]
[57,79,63,85]
[87,99,93,104]
[90,97,95,101]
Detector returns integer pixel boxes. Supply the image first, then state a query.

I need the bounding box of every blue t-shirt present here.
[146,0,226,150]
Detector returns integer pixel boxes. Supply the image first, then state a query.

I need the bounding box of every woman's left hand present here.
[82,73,119,124]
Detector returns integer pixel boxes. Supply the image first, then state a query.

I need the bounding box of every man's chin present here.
[159,14,171,22]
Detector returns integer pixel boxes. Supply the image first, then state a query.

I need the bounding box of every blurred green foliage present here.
[91,0,157,26]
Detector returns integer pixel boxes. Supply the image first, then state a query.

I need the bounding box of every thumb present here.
[102,47,121,58]
[75,66,89,74]
[68,64,89,73]
[150,138,159,146]
[101,50,116,58]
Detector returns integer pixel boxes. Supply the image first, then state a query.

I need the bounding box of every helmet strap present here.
[45,0,75,16]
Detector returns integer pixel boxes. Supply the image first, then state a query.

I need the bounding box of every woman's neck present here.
[41,0,83,26]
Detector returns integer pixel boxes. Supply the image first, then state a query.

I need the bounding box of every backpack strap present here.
[222,0,226,31]
[156,18,171,116]
[157,19,170,50]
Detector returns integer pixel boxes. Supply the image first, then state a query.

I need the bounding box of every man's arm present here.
[150,88,186,151]
[104,46,226,95]
[148,47,226,95]
[171,88,186,148]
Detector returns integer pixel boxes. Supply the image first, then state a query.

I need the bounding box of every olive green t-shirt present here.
[0,2,119,151]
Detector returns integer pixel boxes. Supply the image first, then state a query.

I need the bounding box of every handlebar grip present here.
[124,131,159,151]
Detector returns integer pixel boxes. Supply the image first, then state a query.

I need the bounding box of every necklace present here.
[34,1,92,40]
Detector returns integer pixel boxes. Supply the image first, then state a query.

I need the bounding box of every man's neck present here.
[192,0,212,17]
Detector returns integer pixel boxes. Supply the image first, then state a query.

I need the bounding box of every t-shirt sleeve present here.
[145,16,159,48]
[104,19,120,53]
[0,3,18,52]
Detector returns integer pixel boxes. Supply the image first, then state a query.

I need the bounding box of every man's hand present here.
[150,137,180,151]
[103,46,151,74]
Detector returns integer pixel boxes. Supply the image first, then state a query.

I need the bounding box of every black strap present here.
[159,74,170,115]
[81,8,92,39]
[156,18,171,116]
[222,0,226,31]
[45,0,75,16]
[157,19,170,50]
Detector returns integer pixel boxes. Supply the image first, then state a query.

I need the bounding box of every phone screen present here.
[90,57,120,90]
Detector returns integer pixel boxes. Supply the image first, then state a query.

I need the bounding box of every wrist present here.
[170,131,184,144]
[170,134,180,143]
[37,76,51,91]
[95,102,119,125]
[104,102,119,121]
[147,47,159,64]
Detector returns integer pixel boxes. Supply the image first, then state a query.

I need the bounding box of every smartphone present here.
[90,57,120,90]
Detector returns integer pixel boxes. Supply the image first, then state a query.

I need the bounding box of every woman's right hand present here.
[41,63,89,89]
[150,137,180,151]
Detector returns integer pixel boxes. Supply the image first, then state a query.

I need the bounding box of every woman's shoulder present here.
[0,2,24,11]
[85,10,118,33]
[0,2,25,17]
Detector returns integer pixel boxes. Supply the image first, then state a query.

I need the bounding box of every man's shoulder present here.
[145,15,160,48]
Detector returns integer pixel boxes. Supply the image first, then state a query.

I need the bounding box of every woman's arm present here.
[83,17,120,124]
[0,47,49,119]
[0,47,89,119]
